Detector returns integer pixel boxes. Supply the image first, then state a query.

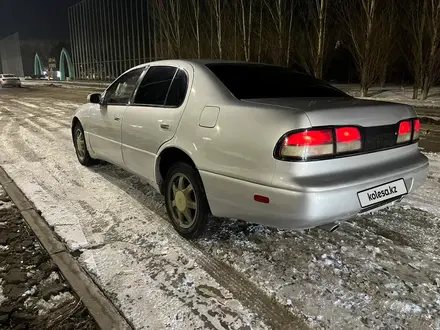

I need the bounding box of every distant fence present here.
[68,0,154,80]
[0,33,24,77]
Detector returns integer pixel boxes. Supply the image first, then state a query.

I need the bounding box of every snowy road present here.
[1,86,440,329]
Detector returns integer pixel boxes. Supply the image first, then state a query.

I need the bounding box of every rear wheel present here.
[73,122,97,166]
[164,162,209,239]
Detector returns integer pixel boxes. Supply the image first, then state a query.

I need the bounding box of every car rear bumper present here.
[1,80,21,87]
[200,149,429,230]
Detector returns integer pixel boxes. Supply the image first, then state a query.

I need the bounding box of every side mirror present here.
[87,93,101,104]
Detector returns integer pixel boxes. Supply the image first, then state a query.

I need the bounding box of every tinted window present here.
[205,63,347,99]
[106,67,144,104]
[134,66,177,105]
[165,69,188,107]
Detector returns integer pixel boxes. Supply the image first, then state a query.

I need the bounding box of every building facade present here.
[68,0,155,80]
[0,33,24,76]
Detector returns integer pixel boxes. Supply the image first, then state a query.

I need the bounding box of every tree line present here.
[148,0,440,100]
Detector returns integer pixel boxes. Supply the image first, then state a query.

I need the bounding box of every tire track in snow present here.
[9,98,71,121]
[22,118,70,142]
[4,120,42,163]
[93,165,307,329]
[0,103,41,119]
[0,112,11,131]
[45,106,77,118]
[0,120,18,164]
[1,124,92,249]
[10,99,38,108]
[30,117,71,137]
[0,106,20,118]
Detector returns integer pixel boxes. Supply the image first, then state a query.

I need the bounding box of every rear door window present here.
[134,66,177,106]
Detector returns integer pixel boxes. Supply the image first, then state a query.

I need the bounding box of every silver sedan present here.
[0,74,21,87]
[71,60,429,238]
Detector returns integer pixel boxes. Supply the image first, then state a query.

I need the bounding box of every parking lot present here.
[1,85,440,329]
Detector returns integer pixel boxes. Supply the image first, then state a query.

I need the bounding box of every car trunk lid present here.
[243,97,419,156]
[242,97,414,127]
[2,77,19,81]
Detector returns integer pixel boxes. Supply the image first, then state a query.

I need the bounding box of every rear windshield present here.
[2,74,16,78]
[205,63,347,99]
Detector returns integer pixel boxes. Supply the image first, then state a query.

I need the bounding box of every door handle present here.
[160,123,170,130]
[114,115,121,122]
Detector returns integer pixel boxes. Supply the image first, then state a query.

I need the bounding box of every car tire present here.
[73,122,98,166]
[164,162,210,239]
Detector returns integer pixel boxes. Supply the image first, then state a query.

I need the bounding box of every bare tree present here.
[296,0,328,77]
[210,0,226,59]
[404,0,428,99]
[257,0,263,62]
[152,0,182,58]
[234,0,238,59]
[264,0,289,65]
[188,0,201,58]
[340,0,388,97]
[378,1,397,89]
[286,0,294,66]
[238,0,254,61]
[315,0,328,79]
[210,8,214,58]
[421,0,440,100]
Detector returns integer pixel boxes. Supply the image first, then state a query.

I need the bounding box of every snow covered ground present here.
[21,80,107,91]
[0,86,440,329]
[336,84,440,112]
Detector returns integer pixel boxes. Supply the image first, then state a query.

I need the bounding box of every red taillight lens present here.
[336,127,360,142]
[413,119,420,141]
[397,120,412,143]
[335,127,361,153]
[285,130,333,146]
[399,121,411,134]
[280,129,333,159]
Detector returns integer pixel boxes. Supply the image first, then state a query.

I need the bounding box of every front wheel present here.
[73,122,97,166]
[164,163,210,239]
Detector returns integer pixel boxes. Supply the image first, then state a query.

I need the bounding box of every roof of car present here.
[131,59,275,70]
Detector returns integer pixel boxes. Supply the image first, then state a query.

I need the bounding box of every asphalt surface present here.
[0,85,440,330]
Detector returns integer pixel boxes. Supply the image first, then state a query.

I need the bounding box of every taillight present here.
[397,120,412,143]
[335,127,361,153]
[396,118,421,144]
[278,126,362,160]
[276,119,420,162]
[413,119,420,141]
[279,129,333,159]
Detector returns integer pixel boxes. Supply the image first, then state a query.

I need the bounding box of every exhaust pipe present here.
[318,222,339,232]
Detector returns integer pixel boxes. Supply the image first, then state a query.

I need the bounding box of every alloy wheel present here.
[76,129,86,160]
[167,173,198,229]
